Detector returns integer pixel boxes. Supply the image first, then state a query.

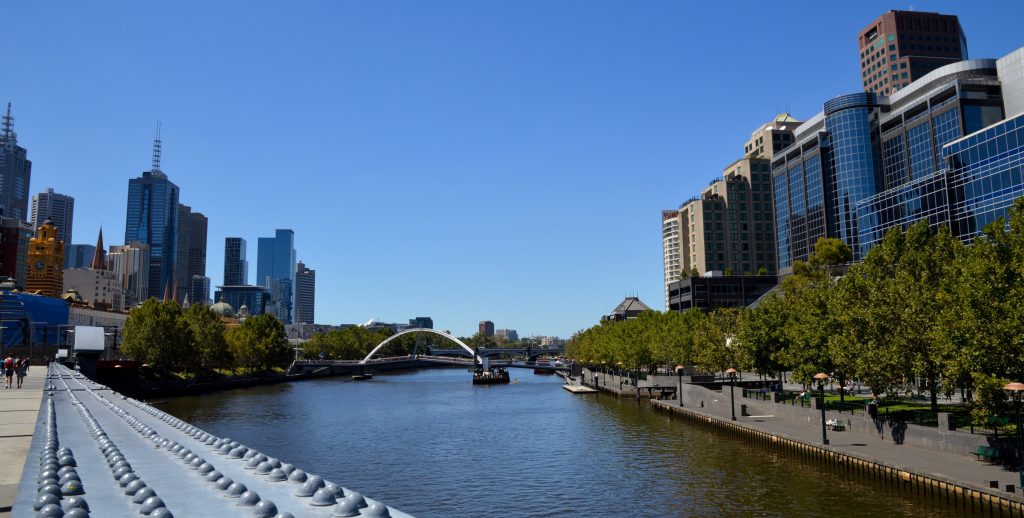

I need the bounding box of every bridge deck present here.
[14,365,413,517]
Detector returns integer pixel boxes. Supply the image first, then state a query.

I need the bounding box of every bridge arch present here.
[360,328,482,364]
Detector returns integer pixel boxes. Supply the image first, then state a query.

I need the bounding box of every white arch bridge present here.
[360,328,481,364]
[359,328,564,364]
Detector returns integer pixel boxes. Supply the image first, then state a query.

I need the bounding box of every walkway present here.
[651,397,1024,505]
[0,367,43,517]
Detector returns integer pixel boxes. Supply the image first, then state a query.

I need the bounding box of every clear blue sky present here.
[5,1,1023,338]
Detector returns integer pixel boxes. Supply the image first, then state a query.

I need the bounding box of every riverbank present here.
[650,396,1024,517]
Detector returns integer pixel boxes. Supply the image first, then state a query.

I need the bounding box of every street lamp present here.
[1004,382,1024,489]
[675,365,685,407]
[814,372,830,445]
[726,368,738,421]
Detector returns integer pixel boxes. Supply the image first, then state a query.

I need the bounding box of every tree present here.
[121,299,191,368]
[226,314,290,374]
[735,294,789,381]
[182,304,230,368]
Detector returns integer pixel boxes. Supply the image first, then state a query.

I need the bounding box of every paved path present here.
[0,367,43,517]
[652,397,1024,504]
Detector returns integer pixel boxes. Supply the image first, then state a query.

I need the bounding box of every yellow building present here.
[26,219,64,297]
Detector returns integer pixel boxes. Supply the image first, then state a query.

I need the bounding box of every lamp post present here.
[814,372,830,445]
[726,368,738,421]
[675,365,685,407]
[1004,382,1024,489]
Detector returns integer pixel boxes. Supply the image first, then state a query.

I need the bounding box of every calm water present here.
[161,368,974,517]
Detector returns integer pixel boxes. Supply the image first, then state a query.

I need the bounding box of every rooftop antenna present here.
[151,121,162,172]
[2,102,14,142]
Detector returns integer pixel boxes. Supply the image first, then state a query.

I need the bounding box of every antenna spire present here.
[152,121,162,172]
[2,102,13,142]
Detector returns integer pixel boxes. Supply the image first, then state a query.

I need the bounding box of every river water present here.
[161,368,975,517]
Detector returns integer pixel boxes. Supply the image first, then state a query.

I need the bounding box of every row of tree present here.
[567,198,1024,417]
[120,300,292,375]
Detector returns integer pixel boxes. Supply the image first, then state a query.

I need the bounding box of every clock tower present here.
[26,219,64,297]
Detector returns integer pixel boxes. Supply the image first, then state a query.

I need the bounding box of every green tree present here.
[182,304,230,368]
[735,294,789,381]
[121,299,191,368]
[226,314,291,374]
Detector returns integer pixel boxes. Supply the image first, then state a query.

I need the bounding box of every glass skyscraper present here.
[256,229,296,324]
[0,104,32,222]
[223,237,248,286]
[124,170,179,300]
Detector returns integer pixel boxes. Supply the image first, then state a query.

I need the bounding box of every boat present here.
[472,367,510,385]
[352,373,373,381]
[533,359,557,375]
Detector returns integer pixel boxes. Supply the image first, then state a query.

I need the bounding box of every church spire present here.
[89,227,106,270]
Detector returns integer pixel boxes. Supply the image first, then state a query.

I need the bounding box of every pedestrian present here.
[15,358,27,389]
[868,396,879,420]
[2,354,13,388]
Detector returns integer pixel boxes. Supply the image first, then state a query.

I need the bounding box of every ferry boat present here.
[472,367,510,385]
[533,359,557,375]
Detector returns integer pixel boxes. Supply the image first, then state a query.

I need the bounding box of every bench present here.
[826,419,846,431]
[971,445,1002,464]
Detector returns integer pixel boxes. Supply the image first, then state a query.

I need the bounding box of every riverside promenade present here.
[651,394,1024,516]
[0,368,43,517]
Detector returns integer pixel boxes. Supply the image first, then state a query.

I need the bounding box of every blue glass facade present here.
[124,171,179,300]
[256,229,296,324]
[824,93,883,260]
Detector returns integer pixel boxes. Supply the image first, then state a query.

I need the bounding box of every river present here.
[160,368,975,517]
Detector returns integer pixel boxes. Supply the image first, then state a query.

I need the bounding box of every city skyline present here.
[6,2,1024,337]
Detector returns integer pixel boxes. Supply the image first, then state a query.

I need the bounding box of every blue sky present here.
[5,1,1023,337]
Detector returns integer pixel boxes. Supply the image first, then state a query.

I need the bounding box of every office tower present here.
[0,103,32,221]
[187,211,207,303]
[26,219,65,297]
[661,210,682,308]
[124,133,179,301]
[744,114,801,159]
[773,47,1024,274]
[31,188,74,254]
[0,217,33,288]
[65,244,96,269]
[859,11,967,96]
[223,237,247,286]
[294,261,315,324]
[408,317,433,329]
[479,321,494,337]
[190,275,211,306]
[108,242,151,308]
[256,229,296,323]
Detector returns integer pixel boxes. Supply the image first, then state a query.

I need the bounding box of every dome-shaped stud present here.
[132,487,156,504]
[238,490,261,507]
[278,463,295,476]
[331,497,361,517]
[243,449,259,461]
[224,482,247,498]
[33,492,60,511]
[149,507,174,518]
[204,470,223,483]
[118,473,139,487]
[287,469,307,483]
[214,477,233,490]
[189,457,205,469]
[63,507,89,518]
[60,480,84,496]
[63,496,89,511]
[197,463,214,475]
[58,455,76,467]
[361,502,391,517]
[266,469,287,482]
[124,479,147,495]
[325,484,344,499]
[35,503,64,517]
[255,462,273,475]
[310,487,337,506]
[58,472,81,485]
[140,496,166,515]
[112,466,132,479]
[252,499,278,518]
[265,458,281,469]
[245,454,267,469]
[229,447,247,459]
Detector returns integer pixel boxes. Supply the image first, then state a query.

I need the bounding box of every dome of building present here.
[210,301,235,317]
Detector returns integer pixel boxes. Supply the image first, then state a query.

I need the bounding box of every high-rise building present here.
[858,11,967,96]
[223,237,247,286]
[31,188,74,256]
[478,321,494,337]
[256,229,296,324]
[108,242,150,308]
[124,134,179,303]
[0,217,33,288]
[190,275,211,306]
[0,103,32,222]
[64,244,96,269]
[744,114,801,160]
[773,47,1024,274]
[294,261,315,324]
[26,220,65,297]
[408,317,433,329]
[661,209,682,308]
[187,211,207,302]
[174,205,207,302]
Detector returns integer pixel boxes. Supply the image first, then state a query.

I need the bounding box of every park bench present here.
[970,445,1002,464]
[826,418,846,431]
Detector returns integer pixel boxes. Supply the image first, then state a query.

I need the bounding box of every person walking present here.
[15,358,28,389]
[2,354,13,388]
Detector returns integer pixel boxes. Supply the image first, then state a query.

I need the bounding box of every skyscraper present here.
[0,103,32,222]
[187,211,208,302]
[256,229,296,324]
[294,261,315,324]
[174,205,207,302]
[108,242,151,308]
[64,244,96,269]
[190,275,211,306]
[858,11,967,96]
[479,321,494,337]
[124,133,179,301]
[31,188,74,257]
[223,237,247,286]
